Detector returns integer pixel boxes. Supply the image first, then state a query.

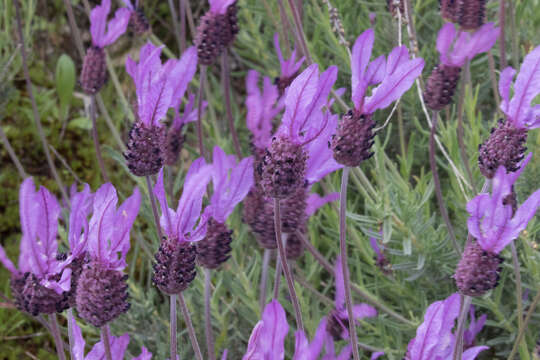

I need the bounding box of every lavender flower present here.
[80,0,130,94]
[243,300,289,360]
[273,33,305,96]
[196,146,254,269]
[369,231,392,275]
[75,184,141,327]
[331,29,424,166]
[456,0,487,30]
[455,153,540,296]
[406,293,488,360]
[479,45,540,178]
[152,159,212,294]
[326,258,377,340]
[196,0,238,65]
[463,306,487,349]
[124,42,198,176]
[70,316,152,360]
[122,0,150,34]
[0,178,73,315]
[260,63,338,198]
[424,22,498,110]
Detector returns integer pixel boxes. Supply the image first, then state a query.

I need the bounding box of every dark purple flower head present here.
[70,316,152,360]
[327,258,377,340]
[436,23,498,68]
[406,293,487,360]
[87,183,141,270]
[246,70,284,151]
[273,33,305,95]
[467,153,540,254]
[122,0,149,34]
[499,45,540,129]
[90,0,130,48]
[350,29,424,115]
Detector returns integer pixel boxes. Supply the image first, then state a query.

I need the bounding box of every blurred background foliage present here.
[0,0,540,358]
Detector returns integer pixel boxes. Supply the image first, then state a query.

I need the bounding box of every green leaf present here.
[55,54,76,118]
[68,116,92,130]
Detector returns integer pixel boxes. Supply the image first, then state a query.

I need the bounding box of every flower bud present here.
[152,237,197,295]
[424,64,461,110]
[331,110,375,167]
[457,0,486,30]
[80,46,107,95]
[196,219,233,269]
[124,122,166,177]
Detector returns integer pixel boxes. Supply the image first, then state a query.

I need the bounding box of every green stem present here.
[452,295,472,360]
[508,289,540,360]
[178,293,204,360]
[49,314,66,360]
[101,325,113,360]
[170,294,178,360]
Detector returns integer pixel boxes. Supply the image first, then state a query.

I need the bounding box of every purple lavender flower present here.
[152,158,212,294]
[331,29,424,166]
[326,258,377,340]
[463,306,487,349]
[456,154,540,296]
[273,33,305,95]
[456,0,487,30]
[0,178,73,315]
[80,0,130,94]
[369,231,392,275]
[406,293,488,360]
[196,146,254,269]
[70,316,152,360]
[124,43,198,176]
[75,184,140,327]
[243,300,289,360]
[424,22,498,110]
[122,0,149,34]
[260,63,338,198]
[478,45,540,178]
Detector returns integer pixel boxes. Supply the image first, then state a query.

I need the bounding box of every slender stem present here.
[178,293,204,360]
[273,246,282,299]
[146,175,163,240]
[397,104,406,159]
[90,95,110,182]
[509,0,519,69]
[286,0,312,63]
[429,111,461,255]
[101,325,113,360]
[339,168,360,360]
[170,294,178,360]
[510,242,524,343]
[456,62,475,193]
[0,123,27,179]
[62,0,85,58]
[13,0,69,207]
[260,249,271,312]
[179,0,187,53]
[67,309,75,360]
[273,198,304,331]
[221,51,242,158]
[49,314,66,360]
[276,0,293,55]
[499,0,507,69]
[508,289,540,360]
[452,295,472,360]
[184,0,196,39]
[204,269,216,360]
[294,272,334,306]
[197,66,207,159]
[487,50,502,110]
[168,0,183,54]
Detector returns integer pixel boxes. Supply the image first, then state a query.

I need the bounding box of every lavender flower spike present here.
[332,29,424,166]
[0,178,71,315]
[406,293,488,360]
[274,33,305,95]
[196,146,254,269]
[70,316,152,360]
[243,300,289,360]
[152,159,213,294]
[122,0,150,34]
[456,154,540,296]
[424,22,498,110]
[80,0,130,94]
[76,184,141,327]
[326,258,377,340]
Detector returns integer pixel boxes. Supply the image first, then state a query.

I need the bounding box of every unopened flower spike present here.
[405,293,488,360]
[273,33,305,96]
[76,184,141,327]
[80,0,130,94]
[196,146,254,269]
[424,22,498,110]
[260,63,338,199]
[0,178,72,316]
[152,158,212,295]
[70,316,152,360]
[455,153,540,296]
[243,300,289,360]
[124,43,198,176]
[326,258,377,341]
[331,28,424,167]
[122,0,150,35]
[196,0,239,65]
[479,44,540,178]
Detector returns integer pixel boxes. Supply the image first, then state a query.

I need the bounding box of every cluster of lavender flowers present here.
[2,0,540,358]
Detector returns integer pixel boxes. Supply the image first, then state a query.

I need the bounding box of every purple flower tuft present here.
[89,0,130,48]
[123,0,150,34]
[273,33,305,95]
